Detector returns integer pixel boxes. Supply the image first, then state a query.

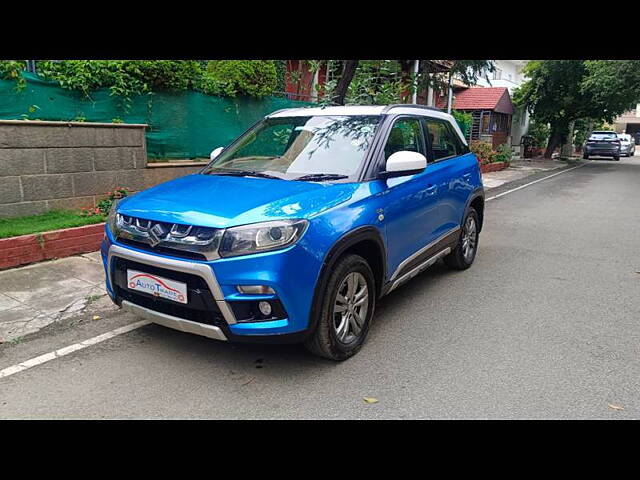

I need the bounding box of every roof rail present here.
[267,108,294,117]
[381,104,445,114]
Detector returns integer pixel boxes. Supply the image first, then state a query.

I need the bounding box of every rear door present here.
[423,118,479,233]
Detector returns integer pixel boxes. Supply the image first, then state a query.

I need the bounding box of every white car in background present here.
[617,133,635,157]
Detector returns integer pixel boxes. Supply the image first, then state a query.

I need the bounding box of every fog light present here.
[237,285,275,295]
[258,301,272,316]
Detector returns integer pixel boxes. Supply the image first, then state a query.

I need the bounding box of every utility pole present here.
[411,60,419,104]
[446,71,453,114]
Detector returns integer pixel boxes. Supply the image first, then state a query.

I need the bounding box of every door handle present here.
[426,184,437,195]
[463,173,472,180]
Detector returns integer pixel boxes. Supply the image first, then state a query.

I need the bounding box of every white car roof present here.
[267,105,468,145]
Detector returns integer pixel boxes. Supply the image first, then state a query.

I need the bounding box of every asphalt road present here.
[1,157,639,419]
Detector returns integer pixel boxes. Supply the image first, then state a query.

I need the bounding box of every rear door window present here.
[424,120,460,161]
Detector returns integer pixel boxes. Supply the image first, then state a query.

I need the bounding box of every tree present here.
[332,60,359,105]
[514,60,640,158]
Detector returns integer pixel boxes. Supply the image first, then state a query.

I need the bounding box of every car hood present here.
[117,173,360,228]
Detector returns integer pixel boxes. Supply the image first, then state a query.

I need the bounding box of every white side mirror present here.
[210,147,224,161]
[385,151,427,175]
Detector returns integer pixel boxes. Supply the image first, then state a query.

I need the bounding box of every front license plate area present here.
[126,269,188,304]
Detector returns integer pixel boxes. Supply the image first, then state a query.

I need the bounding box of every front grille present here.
[117,238,208,260]
[113,214,222,260]
[112,257,224,326]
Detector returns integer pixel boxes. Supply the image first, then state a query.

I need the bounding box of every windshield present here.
[202,115,381,180]
[589,132,618,140]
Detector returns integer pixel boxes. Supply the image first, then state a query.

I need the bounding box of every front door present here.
[381,116,442,281]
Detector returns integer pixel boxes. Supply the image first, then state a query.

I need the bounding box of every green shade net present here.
[0,72,313,159]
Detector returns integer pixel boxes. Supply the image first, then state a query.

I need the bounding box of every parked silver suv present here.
[617,133,635,157]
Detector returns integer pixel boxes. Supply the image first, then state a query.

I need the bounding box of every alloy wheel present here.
[462,216,477,262]
[333,272,369,344]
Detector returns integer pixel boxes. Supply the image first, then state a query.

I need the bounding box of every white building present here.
[614,104,640,141]
[476,60,528,93]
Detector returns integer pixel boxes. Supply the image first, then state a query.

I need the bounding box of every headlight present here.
[106,199,120,234]
[219,219,308,258]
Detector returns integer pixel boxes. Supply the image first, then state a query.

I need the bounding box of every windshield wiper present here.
[207,170,282,180]
[294,173,349,182]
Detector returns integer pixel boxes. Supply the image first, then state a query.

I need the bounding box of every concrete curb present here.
[0,223,105,270]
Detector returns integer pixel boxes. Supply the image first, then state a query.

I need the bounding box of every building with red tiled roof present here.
[436,86,514,148]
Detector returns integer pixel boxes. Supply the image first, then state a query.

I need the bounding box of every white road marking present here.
[0,320,150,380]
[486,163,588,202]
[0,162,591,381]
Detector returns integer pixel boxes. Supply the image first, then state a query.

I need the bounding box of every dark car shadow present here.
[133,259,458,379]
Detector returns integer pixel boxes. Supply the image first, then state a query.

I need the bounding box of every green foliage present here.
[0,60,27,90]
[527,118,550,147]
[449,60,495,86]
[36,60,203,100]
[345,60,409,105]
[0,210,106,239]
[452,110,472,138]
[581,60,640,121]
[205,61,278,98]
[88,187,130,217]
[493,143,513,164]
[469,140,511,165]
[24,60,279,102]
[469,140,495,164]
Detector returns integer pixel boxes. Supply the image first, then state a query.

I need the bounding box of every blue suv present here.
[102,105,484,360]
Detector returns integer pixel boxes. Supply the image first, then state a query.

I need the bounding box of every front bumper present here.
[101,226,322,342]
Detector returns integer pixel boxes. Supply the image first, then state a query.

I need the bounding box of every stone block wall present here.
[0,120,204,218]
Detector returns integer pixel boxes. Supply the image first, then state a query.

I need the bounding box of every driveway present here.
[1,157,639,419]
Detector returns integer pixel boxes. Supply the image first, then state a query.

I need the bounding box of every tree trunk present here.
[545,129,563,158]
[333,60,359,105]
[560,120,575,158]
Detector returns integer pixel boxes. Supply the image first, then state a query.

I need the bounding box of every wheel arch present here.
[465,188,485,232]
[306,226,387,337]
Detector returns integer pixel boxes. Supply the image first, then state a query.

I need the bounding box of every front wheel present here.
[614,155,620,161]
[583,153,589,159]
[304,254,376,361]
[444,207,479,270]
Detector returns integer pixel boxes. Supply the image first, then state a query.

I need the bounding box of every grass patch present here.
[0,210,106,239]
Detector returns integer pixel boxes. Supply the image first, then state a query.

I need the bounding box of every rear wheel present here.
[304,254,376,361]
[444,208,479,270]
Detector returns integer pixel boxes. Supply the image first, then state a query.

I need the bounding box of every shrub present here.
[493,143,513,164]
[470,141,513,165]
[0,60,27,90]
[16,60,278,101]
[452,110,472,139]
[205,60,278,98]
[82,187,129,217]
[469,141,495,164]
[527,119,550,148]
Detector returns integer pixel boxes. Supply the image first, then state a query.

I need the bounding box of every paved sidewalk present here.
[0,252,111,342]
[482,158,571,189]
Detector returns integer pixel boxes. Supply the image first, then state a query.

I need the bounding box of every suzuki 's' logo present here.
[148,223,167,247]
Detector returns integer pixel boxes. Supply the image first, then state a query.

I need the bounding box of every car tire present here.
[444,207,479,271]
[614,155,620,161]
[304,254,376,361]
[583,153,589,159]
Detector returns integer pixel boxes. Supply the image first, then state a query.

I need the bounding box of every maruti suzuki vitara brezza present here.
[102,105,485,360]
